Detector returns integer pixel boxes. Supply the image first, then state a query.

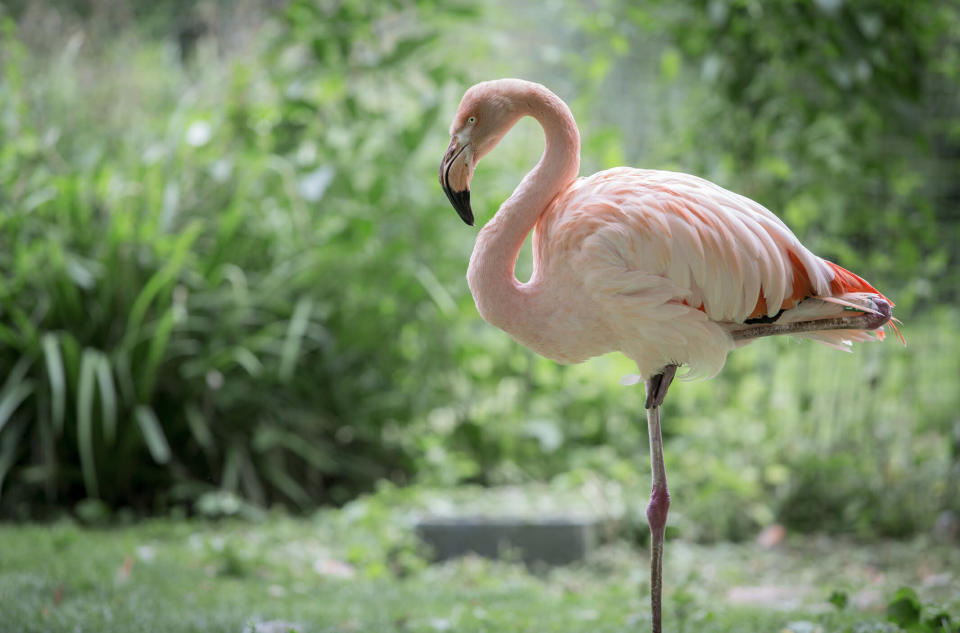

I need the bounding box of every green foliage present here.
[830,589,849,611]
[0,0,958,543]
[641,0,958,311]
[887,587,923,629]
[884,586,959,632]
[0,0,476,516]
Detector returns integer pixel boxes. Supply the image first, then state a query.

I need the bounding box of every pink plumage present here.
[440,78,896,380]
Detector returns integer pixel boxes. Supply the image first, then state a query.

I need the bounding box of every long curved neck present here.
[466,85,580,330]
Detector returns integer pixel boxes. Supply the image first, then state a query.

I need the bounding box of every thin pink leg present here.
[644,365,676,633]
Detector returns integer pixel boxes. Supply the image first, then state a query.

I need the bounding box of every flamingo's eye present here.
[467,116,476,124]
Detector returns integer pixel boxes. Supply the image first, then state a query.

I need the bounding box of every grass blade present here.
[1,355,33,395]
[0,323,20,348]
[134,405,170,464]
[138,309,175,401]
[222,443,241,492]
[95,355,117,446]
[279,297,312,382]
[253,427,336,472]
[122,222,201,351]
[261,455,311,509]
[185,403,214,452]
[0,380,34,436]
[232,347,263,377]
[77,350,98,498]
[0,355,34,435]
[56,333,81,400]
[41,334,67,435]
[239,449,266,506]
[37,411,57,502]
[114,351,136,406]
[8,306,39,346]
[0,418,27,502]
[414,264,456,316]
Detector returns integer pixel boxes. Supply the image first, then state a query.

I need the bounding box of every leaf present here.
[261,456,312,509]
[185,403,214,452]
[0,379,32,434]
[279,297,312,382]
[238,450,266,506]
[924,611,952,632]
[311,37,331,63]
[65,253,99,289]
[1,355,33,397]
[660,47,682,82]
[221,443,242,492]
[57,333,81,399]
[41,334,66,434]
[886,587,921,628]
[138,309,175,400]
[828,589,849,610]
[253,427,336,472]
[114,351,136,406]
[0,417,27,501]
[0,322,20,347]
[232,347,263,377]
[134,405,170,464]
[380,33,439,67]
[0,356,34,435]
[77,350,99,498]
[122,222,200,351]
[8,306,39,347]
[414,265,456,316]
[95,355,117,446]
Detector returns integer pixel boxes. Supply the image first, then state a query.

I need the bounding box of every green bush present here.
[567,0,960,310]
[0,0,477,516]
[0,0,957,542]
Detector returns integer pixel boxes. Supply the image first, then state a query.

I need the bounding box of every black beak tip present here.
[444,186,474,226]
[453,189,473,226]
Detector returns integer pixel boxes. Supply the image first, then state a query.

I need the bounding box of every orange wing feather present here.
[746,256,893,320]
[824,260,893,305]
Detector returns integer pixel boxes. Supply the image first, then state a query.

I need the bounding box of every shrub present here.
[0,0,476,516]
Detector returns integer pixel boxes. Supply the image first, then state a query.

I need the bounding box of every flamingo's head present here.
[440,81,524,226]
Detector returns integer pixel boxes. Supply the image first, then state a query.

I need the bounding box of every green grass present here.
[1,491,958,633]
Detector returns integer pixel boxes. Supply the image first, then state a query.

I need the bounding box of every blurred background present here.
[0,0,957,544]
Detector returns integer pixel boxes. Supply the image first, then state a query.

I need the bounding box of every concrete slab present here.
[415,516,598,567]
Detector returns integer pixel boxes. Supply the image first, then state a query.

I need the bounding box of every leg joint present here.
[646,487,671,531]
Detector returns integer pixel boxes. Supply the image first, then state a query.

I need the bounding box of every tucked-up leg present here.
[731,297,892,342]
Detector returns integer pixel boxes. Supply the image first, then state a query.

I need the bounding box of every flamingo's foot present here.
[644,364,678,410]
[861,297,892,330]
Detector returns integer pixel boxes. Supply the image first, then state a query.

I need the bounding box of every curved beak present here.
[439,137,474,226]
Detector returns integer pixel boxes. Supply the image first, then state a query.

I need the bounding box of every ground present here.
[1,495,957,633]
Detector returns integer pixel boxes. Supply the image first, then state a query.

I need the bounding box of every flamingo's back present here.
[533,168,893,378]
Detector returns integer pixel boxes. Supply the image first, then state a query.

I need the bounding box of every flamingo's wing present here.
[553,168,854,324]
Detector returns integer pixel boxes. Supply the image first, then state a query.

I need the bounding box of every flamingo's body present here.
[490,165,890,378]
[439,79,896,633]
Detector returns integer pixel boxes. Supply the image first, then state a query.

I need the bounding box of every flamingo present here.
[438,79,898,633]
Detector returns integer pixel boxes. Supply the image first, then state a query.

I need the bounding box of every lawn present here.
[2,490,957,633]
